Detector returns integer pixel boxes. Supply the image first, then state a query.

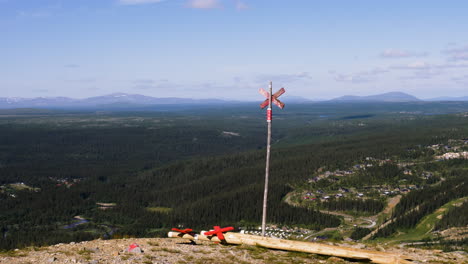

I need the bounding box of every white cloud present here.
[118,0,165,5]
[235,0,248,10]
[329,67,388,83]
[380,49,427,58]
[435,63,468,69]
[18,10,50,18]
[399,69,442,80]
[33,89,49,93]
[391,61,431,70]
[256,72,313,84]
[406,61,430,69]
[65,78,96,83]
[449,53,468,61]
[186,0,221,9]
[451,75,468,83]
[392,61,468,71]
[443,45,468,61]
[132,79,155,85]
[329,72,370,83]
[119,0,241,10]
[390,61,468,80]
[363,67,389,75]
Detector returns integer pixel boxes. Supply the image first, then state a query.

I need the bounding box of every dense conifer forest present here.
[1,102,468,250]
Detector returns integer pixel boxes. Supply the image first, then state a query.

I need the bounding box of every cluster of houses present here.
[49,177,82,188]
[302,140,468,204]
[429,138,468,153]
[309,157,395,184]
[305,157,401,201]
[309,169,354,183]
[379,185,418,196]
[427,143,462,151]
[303,179,423,202]
[302,187,365,201]
[427,139,468,160]
[421,171,434,179]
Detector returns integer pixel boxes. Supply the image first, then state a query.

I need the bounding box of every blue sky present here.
[2,0,468,100]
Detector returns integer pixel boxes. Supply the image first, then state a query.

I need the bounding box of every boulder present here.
[127,243,143,253]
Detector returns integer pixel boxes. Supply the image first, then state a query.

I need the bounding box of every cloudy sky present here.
[2,0,468,100]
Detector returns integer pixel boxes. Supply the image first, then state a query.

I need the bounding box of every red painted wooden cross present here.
[203,226,234,241]
[171,228,194,235]
[259,87,285,109]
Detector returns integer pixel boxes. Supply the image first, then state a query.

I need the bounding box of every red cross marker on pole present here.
[259,81,285,237]
[259,87,285,111]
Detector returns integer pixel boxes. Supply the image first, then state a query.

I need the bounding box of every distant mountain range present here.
[1,92,468,109]
[425,96,468,101]
[329,92,421,102]
[0,93,237,109]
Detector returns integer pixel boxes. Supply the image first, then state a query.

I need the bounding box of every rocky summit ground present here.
[0,237,467,264]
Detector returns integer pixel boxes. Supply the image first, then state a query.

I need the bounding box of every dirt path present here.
[382,195,402,215]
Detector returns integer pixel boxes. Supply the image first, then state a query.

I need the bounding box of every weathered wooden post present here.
[168,231,413,264]
[259,82,285,236]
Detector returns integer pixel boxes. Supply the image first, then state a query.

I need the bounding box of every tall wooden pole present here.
[262,81,273,237]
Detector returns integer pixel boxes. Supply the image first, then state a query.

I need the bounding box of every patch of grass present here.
[267,255,285,263]
[77,248,94,255]
[234,259,250,264]
[238,244,268,254]
[251,254,265,260]
[146,206,173,214]
[193,249,211,254]
[32,246,46,251]
[147,241,160,246]
[237,245,269,260]
[316,229,343,242]
[157,247,181,253]
[0,250,28,257]
[53,249,74,256]
[77,248,93,260]
[120,254,131,260]
[191,257,217,264]
[285,251,313,258]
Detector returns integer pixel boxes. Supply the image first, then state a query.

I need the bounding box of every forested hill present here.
[1,104,468,250]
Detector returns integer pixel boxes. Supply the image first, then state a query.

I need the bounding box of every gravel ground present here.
[0,237,467,264]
